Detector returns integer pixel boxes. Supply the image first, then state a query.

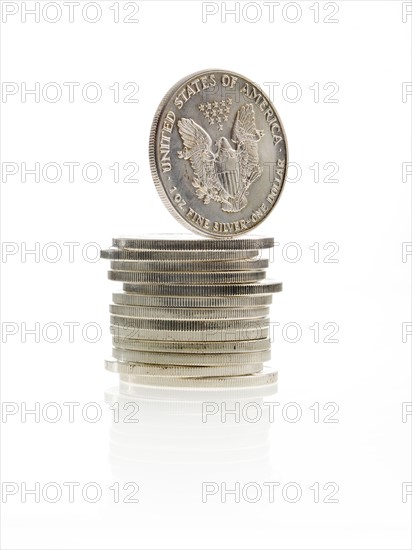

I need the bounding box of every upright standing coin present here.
[149,69,288,238]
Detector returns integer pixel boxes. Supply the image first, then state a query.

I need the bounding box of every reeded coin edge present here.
[122,281,282,296]
[112,236,275,250]
[108,259,269,271]
[110,315,270,330]
[101,248,261,260]
[112,292,273,308]
[111,336,271,353]
[109,304,270,321]
[118,369,278,387]
[108,269,266,283]
[105,358,263,377]
[111,348,271,366]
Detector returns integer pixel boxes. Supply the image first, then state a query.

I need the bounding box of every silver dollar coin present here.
[105,358,263,377]
[111,336,271,353]
[101,247,261,261]
[109,258,269,272]
[108,269,265,284]
[109,303,270,320]
[112,292,272,308]
[109,316,270,331]
[149,69,287,237]
[112,235,274,250]
[111,348,270,366]
[118,367,278,388]
[110,324,269,342]
[122,280,282,296]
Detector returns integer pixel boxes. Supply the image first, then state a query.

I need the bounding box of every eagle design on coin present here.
[177,104,264,213]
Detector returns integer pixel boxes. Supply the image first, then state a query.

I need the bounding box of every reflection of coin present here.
[111,348,270,366]
[108,269,265,284]
[112,292,272,308]
[122,281,282,296]
[112,336,271,353]
[118,367,278,387]
[110,304,269,320]
[109,259,268,272]
[101,247,261,261]
[112,235,274,250]
[149,70,287,237]
[105,358,263,377]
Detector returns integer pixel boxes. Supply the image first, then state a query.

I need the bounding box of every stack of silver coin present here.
[101,235,282,387]
[102,69,288,387]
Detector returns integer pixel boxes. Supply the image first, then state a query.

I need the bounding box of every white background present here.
[1,1,411,549]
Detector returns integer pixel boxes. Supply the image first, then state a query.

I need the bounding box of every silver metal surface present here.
[108,269,266,284]
[101,247,261,261]
[112,235,274,250]
[111,348,270,366]
[105,357,263,377]
[149,70,287,237]
[122,280,282,296]
[111,336,271,353]
[112,292,273,308]
[109,258,269,272]
[118,367,278,387]
[102,230,282,386]
[110,324,270,342]
[110,315,269,331]
[109,303,270,320]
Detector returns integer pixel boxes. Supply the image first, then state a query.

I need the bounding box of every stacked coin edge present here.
[102,236,281,388]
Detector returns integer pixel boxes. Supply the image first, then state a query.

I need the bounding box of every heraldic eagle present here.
[177,103,264,213]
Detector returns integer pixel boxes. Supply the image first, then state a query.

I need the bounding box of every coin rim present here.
[118,368,278,387]
[148,68,288,238]
[112,235,274,250]
[109,303,270,320]
[108,269,266,283]
[122,280,282,296]
[105,357,263,377]
[111,335,271,353]
[111,348,271,366]
[112,292,273,308]
[108,258,269,271]
[101,248,261,260]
